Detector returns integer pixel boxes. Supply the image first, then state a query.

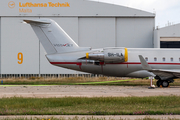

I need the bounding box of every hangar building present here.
[154,24,180,48]
[0,0,156,77]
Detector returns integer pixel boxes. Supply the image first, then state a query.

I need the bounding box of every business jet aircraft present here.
[24,19,180,88]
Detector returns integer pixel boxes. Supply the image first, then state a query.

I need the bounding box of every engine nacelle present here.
[86,47,128,63]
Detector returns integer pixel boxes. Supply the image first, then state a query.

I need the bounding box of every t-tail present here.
[24,19,90,54]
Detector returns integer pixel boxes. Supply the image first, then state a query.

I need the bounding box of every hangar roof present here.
[1,0,155,17]
[157,23,180,37]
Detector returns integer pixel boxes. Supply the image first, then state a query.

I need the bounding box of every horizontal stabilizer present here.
[23,19,50,24]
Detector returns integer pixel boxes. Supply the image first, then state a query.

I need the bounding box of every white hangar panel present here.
[78,18,116,48]
[39,17,79,74]
[1,17,39,74]
[116,18,154,48]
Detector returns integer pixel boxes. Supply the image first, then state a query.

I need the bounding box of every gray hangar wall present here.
[0,0,155,74]
[154,24,180,48]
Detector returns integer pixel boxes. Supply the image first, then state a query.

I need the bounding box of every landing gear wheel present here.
[162,81,169,87]
[156,80,162,87]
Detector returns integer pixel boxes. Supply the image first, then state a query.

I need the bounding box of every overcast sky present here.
[90,0,180,28]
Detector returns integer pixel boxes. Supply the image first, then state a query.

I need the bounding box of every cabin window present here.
[154,57,157,61]
[171,58,173,62]
[162,57,165,61]
[179,58,180,61]
[145,57,148,61]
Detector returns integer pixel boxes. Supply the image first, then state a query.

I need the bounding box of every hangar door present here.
[78,18,116,48]
[160,37,180,48]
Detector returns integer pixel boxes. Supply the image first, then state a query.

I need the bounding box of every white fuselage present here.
[46,48,180,78]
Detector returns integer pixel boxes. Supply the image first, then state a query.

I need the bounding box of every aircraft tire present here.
[162,81,169,87]
[156,80,161,87]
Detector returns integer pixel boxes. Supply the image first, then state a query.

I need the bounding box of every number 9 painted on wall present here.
[17,52,23,64]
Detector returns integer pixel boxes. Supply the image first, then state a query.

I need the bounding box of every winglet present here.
[139,55,152,70]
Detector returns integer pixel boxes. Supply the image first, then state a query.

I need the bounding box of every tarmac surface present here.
[0,85,180,98]
[0,115,180,120]
[1,85,180,119]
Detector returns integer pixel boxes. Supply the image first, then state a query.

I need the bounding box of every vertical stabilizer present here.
[24,19,82,54]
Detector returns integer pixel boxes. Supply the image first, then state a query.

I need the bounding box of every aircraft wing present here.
[139,55,180,80]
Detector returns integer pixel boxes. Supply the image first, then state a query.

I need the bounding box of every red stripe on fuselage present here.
[50,62,180,65]
[107,62,180,65]
[50,62,82,66]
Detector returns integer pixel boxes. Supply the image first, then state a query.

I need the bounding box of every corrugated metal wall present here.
[116,18,154,48]
[1,17,39,74]
[78,18,116,48]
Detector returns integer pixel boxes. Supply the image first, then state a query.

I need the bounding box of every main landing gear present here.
[156,79,174,87]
